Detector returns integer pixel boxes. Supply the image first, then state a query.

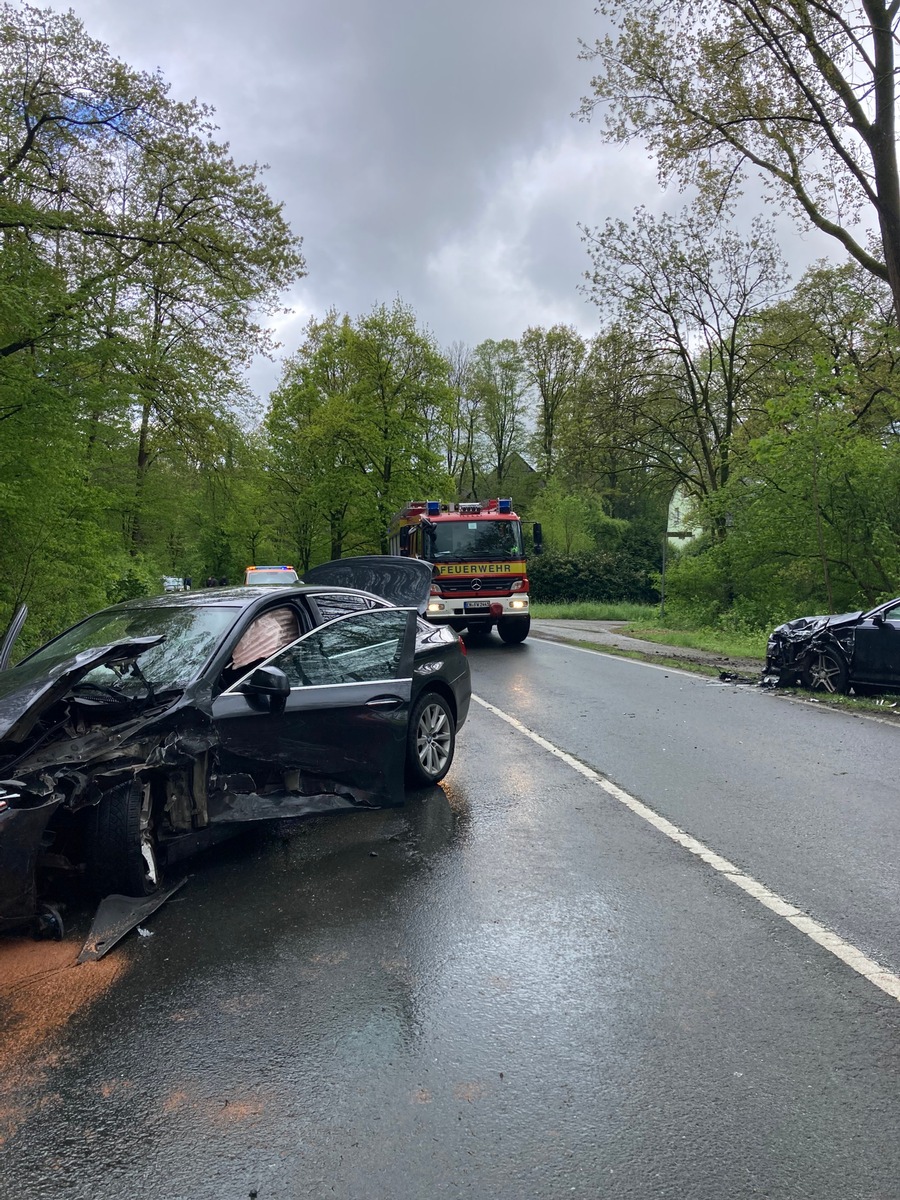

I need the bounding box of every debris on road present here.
[77,878,187,963]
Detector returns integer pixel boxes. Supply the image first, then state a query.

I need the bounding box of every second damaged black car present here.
[764,596,900,694]
[0,557,470,935]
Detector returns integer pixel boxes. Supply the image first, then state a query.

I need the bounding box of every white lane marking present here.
[472,693,900,1004]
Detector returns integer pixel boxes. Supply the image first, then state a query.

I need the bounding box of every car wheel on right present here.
[803,647,849,694]
[406,691,456,787]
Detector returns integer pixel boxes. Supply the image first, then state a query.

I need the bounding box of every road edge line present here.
[472,692,900,1004]
[530,633,900,728]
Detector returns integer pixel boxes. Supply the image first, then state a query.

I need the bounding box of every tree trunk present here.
[865,0,900,318]
[329,511,343,560]
[131,397,152,554]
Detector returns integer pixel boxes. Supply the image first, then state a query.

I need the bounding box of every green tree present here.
[579,0,900,315]
[347,301,454,549]
[529,478,627,555]
[267,312,362,562]
[520,325,586,476]
[0,4,303,642]
[557,323,659,514]
[469,338,529,491]
[266,302,454,559]
[582,209,787,510]
[438,341,481,497]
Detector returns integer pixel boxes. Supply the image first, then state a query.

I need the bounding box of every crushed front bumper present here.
[0,791,63,932]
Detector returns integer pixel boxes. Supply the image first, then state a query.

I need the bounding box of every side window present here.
[218,604,306,692]
[273,609,410,687]
[311,593,374,622]
[883,603,900,622]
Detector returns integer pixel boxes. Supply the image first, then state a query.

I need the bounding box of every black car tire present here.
[406,692,456,787]
[497,615,530,644]
[86,779,162,897]
[464,622,492,640]
[803,647,849,694]
[34,904,65,941]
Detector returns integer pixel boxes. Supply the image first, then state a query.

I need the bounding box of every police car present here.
[243,565,300,586]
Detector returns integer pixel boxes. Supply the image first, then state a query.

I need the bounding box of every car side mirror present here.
[239,665,291,713]
[872,612,886,627]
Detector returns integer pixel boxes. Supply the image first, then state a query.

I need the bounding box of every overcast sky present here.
[60,0,839,398]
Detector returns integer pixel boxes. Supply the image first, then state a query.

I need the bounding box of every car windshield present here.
[429,519,523,561]
[8,606,236,693]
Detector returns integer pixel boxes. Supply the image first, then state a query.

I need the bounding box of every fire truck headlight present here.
[510,598,528,610]
[428,601,445,613]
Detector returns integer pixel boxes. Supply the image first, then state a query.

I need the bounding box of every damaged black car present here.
[0,557,470,936]
[764,596,900,694]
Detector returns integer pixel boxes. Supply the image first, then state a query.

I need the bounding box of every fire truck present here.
[388,498,542,643]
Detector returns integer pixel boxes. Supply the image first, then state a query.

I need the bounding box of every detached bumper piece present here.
[77,877,187,962]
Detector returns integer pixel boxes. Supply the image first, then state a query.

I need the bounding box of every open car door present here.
[301,556,434,614]
[210,608,416,817]
[0,604,27,672]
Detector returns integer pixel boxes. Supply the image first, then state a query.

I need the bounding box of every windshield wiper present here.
[128,660,157,705]
[71,680,131,702]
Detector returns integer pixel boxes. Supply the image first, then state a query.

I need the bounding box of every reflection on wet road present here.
[3,638,900,1199]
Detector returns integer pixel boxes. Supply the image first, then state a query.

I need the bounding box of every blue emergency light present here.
[426,500,441,515]
[498,498,512,513]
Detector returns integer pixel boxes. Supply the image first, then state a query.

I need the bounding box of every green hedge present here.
[528,552,659,604]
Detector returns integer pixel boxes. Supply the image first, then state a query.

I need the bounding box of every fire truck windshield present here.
[429,519,523,561]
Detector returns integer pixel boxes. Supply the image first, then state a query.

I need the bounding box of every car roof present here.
[105,585,386,612]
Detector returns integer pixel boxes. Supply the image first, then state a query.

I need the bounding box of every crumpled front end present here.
[0,787,63,932]
[764,628,818,685]
[763,614,858,686]
[0,694,209,929]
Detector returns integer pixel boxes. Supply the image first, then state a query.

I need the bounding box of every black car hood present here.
[0,637,164,745]
[301,556,434,614]
[775,610,863,636]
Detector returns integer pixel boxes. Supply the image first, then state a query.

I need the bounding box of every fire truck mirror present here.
[399,527,411,551]
[532,522,543,554]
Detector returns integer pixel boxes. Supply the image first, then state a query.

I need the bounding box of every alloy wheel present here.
[416,701,453,776]
[807,650,846,693]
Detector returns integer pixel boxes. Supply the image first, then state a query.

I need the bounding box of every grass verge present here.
[530,602,766,661]
[531,601,657,622]
[619,624,766,661]
[776,686,900,721]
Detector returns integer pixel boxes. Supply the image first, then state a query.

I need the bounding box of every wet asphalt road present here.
[3,636,900,1200]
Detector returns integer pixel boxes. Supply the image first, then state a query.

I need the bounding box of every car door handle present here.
[366,696,404,709]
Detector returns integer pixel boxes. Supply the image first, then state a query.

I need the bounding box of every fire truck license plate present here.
[463,600,489,611]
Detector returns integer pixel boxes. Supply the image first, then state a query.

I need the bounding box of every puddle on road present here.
[0,935,125,1145]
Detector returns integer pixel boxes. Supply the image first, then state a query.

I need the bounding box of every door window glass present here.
[273,610,409,686]
[312,593,383,622]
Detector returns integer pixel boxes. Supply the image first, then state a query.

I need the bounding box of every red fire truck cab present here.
[388,499,541,643]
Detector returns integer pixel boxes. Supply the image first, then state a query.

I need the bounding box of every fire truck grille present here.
[438,577,514,595]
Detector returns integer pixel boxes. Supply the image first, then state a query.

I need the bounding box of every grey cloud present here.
[64,0,837,399]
